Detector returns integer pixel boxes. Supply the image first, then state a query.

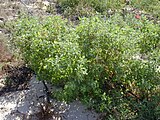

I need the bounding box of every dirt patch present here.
[0,64,34,96]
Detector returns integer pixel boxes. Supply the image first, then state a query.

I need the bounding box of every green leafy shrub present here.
[12,15,87,86]
[62,3,96,21]
[138,19,160,55]
[130,0,160,18]
[53,15,160,119]
[12,14,160,119]
[57,0,125,19]
[57,0,107,13]
[75,16,160,119]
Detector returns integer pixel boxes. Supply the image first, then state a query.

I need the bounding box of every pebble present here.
[0,20,4,24]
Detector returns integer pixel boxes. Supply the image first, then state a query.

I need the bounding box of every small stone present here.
[42,6,47,10]
[37,0,42,3]
[0,20,4,23]
[125,0,130,5]
[42,1,50,6]
[0,18,4,21]
[0,83,5,87]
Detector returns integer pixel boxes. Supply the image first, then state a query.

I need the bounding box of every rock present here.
[0,20,4,25]
[0,76,99,120]
[42,1,50,6]
[0,83,5,88]
[0,17,4,21]
[0,18,5,27]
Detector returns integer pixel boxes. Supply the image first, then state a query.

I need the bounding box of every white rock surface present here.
[0,76,99,120]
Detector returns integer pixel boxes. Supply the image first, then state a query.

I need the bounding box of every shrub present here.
[57,0,108,13]
[138,19,160,56]
[130,0,160,18]
[12,14,160,119]
[57,0,125,19]
[12,15,87,86]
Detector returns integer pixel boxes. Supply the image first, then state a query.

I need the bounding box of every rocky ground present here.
[0,74,99,120]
